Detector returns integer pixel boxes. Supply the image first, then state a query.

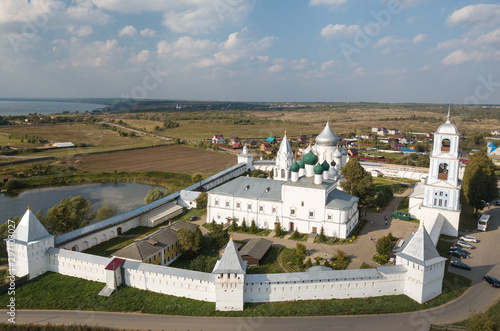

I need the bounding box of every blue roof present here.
[266,137,276,143]
[488,141,496,147]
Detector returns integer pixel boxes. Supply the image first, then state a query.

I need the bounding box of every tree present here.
[323,260,331,268]
[290,229,301,240]
[462,152,497,213]
[46,195,95,235]
[314,258,321,266]
[335,249,347,263]
[191,173,202,183]
[177,227,203,258]
[144,188,167,204]
[340,158,376,206]
[96,204,117,222]
[209,220,229,249]
[250,219,258,233]
[240,218,248,232]
[195,192,207,209]
[305,258,313,269]
[296,243,306,256]
[229,218,239,231]
[274,223,285,237]
[318,226,327,242]
[376,233,396,256]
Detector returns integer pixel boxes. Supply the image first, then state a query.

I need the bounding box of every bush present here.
[290,229,301,240]
[305,258,312,269]
[373,254,389,265]
[323,260,330,268]
[5,179,26,191]
[240,219,247,232]
[376,232,397,256]
[314,258,321,266]
[274,223,286,237]
[296,243,306,256]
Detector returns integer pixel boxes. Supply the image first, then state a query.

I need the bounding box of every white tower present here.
[274,133,294,181]
[212,237,247,311]
[396,225,446,303]
[7,208,55,279]
[315,122,339,165]
[410,109,462,236]
[237,145,254,172]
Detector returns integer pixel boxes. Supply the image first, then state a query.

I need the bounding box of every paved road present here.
[5,193,500,330]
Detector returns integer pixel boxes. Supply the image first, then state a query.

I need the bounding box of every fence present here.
[0,274,29,294]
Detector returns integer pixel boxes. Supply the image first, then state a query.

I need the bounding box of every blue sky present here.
[1,0,499,104]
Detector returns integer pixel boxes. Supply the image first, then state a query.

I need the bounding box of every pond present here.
[0,182,166,225]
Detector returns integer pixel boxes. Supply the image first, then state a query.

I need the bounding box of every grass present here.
[459,193,478,233]
[229,228,272,237]
[288,232,309,241]
[0,323,117,331]
[451,298,500,329]
[0,268,7,284]
[0,270,472,317]
[81,236,138,257]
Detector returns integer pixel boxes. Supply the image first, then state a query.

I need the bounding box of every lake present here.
[0,182,166,224]
[0,100,106,116]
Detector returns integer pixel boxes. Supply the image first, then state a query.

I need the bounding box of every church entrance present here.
[289,222,294,231]
[117,227,122,235]
[312,227,317,233]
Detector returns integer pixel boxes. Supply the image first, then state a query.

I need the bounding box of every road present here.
[4,197,500,330]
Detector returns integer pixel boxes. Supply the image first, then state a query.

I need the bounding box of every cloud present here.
[320,24,360,39]
[374,36,404,48]
[140,28,156,38]
[66,25,93,37]
[412,34,426,44]
[446,4,500,28]
[129,50,151,63]
[268,63,285,73]
[290,59,308,70]
[418,65,432,71]
[157,36,216,58]
[321,60,337,70]
[477,27,500,45]
[406,16,416,24]
[119,26,138,38]
[310,0,347,6]
[353,67,366,77]
[442,49,500,65]
[53,38,125,68]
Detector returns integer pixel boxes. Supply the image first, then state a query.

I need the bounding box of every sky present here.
[0,0,500,104]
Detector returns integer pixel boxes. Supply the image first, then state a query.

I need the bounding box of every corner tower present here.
[274,132,294,181]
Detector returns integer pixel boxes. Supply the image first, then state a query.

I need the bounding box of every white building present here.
[409,110,462,236]
[207,123,359,239]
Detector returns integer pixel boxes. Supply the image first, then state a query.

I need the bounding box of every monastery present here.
[5,114,462,311]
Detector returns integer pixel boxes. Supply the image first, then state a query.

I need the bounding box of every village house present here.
[212,135,225,144]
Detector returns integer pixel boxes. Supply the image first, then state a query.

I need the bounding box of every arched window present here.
[438,163,448,180]
[281,169,286,178]
[441,139,450,152]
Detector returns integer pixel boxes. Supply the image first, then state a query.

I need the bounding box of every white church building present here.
[207,123,360,239]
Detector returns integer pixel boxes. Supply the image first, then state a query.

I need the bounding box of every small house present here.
[238,238,272,266]
[212,135,225,144]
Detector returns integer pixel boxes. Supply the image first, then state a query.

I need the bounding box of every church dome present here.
[333,149,342,158]
[330,160,336,167]
[291,162,300,173]
[340,146,348,155]
[436,121,458,135]
[314,163,324,175]
[316,122,339,146]
[297,159,305,168]
[321,160,330,171]
[303,150,318,165]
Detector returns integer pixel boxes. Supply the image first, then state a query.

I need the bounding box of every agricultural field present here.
[71,145,236,174]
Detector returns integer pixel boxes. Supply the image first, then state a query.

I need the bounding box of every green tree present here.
[250,219,258,233]
[144,188,167,204]
[340,158,376,206]
[296,243,306,256]
[195,192,207,209]
[318,226,326,242]
[46,195,95,235]
[335,249,347,263]
[95,204,117,222]
[229,218,239,231]
[376,233,396,256]
[240,218,248,232]
[323,259,331,268]
[209,220,229,249]
[305,258,313,269]
[315,258,321,266]
[177,227,203,258]
[462,152,497,213]
[290,229,301,240]
[274,223,285,237]
[192,173,202,183]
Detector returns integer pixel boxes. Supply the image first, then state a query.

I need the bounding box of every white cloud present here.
[268,64,284,73]
[374,36,404,48]
[321,60,337,70]
[477,27,500,45]
[53,38,125,68]
[157,36,216,59]
[406,16,416,24]
[140,28,156,38]
[442,48,500,65]
[290,59,308,70]
[119,25,138,38]
[129,50,150,63]
[353,67,366,77]
[320,24,360,39]
[66,25,93,37]
[412,34,426,44]
[446,4,500,28]
[418,65,432,71]
[310,0,347,6]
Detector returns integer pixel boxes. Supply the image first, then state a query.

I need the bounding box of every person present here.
[385,220,388,226]
[369,236,372,241]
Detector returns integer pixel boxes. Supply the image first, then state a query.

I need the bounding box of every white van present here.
[477,214,491,231]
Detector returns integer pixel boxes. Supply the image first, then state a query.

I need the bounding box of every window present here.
[309,211,314,219]
[327,214,332,220]
[236,201,241,209]
[167,246,170,252]
[290,208,296,217]
[225,201,230,208]
[301,201,304,207]
[215,199,219,206]
[259,205,264,212]
[272,206,276,214]
[247,203,252,211]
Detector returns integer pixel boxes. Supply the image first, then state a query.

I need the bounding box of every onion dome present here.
[333,149,342,158]
[314,163,324,175]
[330,160,336,167]
[291,162,300,173]
[316,122,339,147]
[297,159,305,169]
[321,160,330,171]
[303,150,318,165]
[340,146,348,155]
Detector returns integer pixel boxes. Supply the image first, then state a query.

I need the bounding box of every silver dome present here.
[316,122,339,146]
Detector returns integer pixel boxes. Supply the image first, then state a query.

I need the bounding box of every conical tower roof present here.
[13,208,52,243]
[212,238,247,274]
[316,122,339,146]
[278,133,293,156]
[397,225,446,266]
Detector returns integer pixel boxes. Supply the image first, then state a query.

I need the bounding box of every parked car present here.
[189,216,199,221]
[448,250,470,259]
[496,200,500,206]
[459,236,478,243]
[450,247,471,255]
[450,260,471,270]
[456,241,475,249]
[484,276,500,287]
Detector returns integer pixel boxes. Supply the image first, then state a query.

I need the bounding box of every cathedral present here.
[207,123,360,239]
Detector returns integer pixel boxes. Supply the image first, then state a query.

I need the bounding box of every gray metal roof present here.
[122,260,215,282]
[307,266,332,272]
[239,238,272,260]
[180,190,201,202]
[325,189,359,211]
[212,240,247,274]
[246,268,381,284]
[283,177,334,190]
[13,209,53,244]
[409,182,425,199]
[397,225,446,267]
[208,177,284,202]
[46,247,111,265]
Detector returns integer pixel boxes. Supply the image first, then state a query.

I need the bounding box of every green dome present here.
[321,160,330,171]
[303,150,318,165]
[314,163,324,175]
[291,162,300,172]
[297,159,305,168]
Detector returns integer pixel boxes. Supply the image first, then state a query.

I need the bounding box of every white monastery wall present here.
[47,248,110,283]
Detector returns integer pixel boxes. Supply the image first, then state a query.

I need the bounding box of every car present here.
[484,276,500,287]
[456,241,475,249]
[450,246,471,255]
[448,250,470,259]
[459,236,478,243]
[450,260,471,270]
[401,184,408,188]
[497,200,500,206]
[189,216,199,221]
